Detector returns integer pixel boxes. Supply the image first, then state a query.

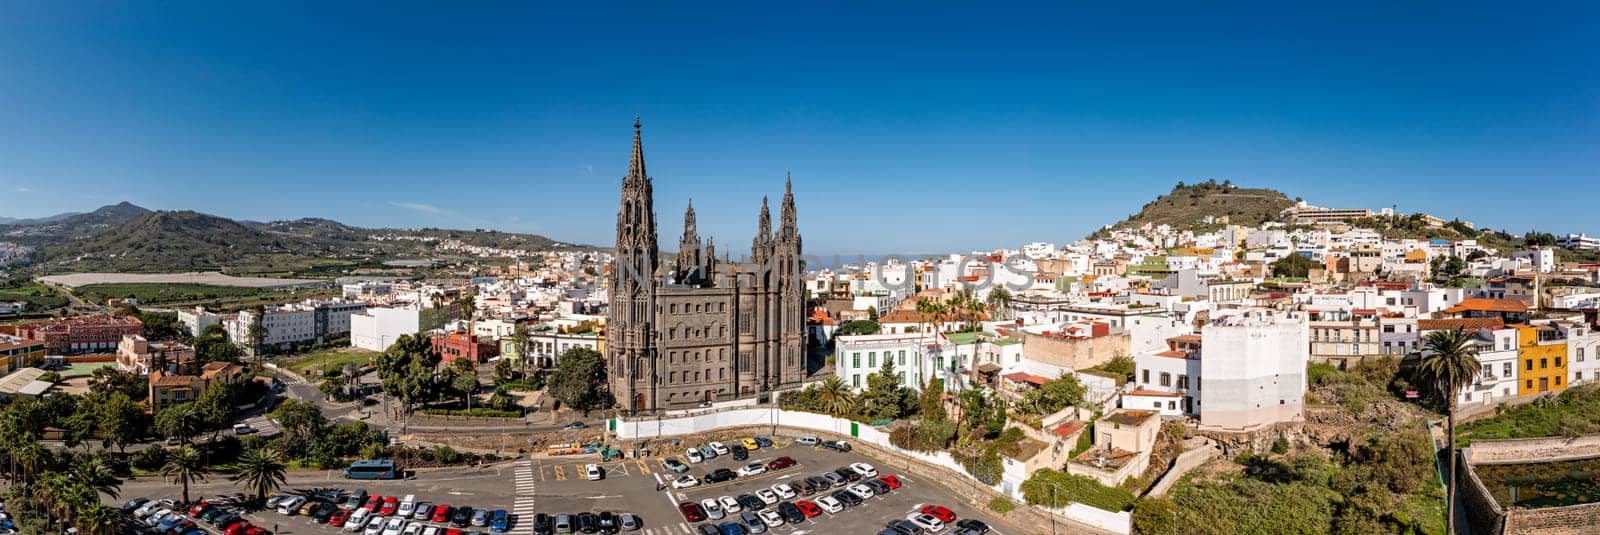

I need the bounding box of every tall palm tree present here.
[986,287,1012,321]
[816,376,856,417]
[76,504,122,535]
[161,445,208,505]
[230,446,287,504]
[1420,327,1481,535]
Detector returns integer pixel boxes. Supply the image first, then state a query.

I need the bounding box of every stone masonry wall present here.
[1460,434,1600,535]
[1467,434,1600,464]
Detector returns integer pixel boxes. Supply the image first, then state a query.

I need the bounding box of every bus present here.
[343,459,399,480]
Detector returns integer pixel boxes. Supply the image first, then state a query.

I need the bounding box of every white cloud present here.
[387,201,445,215]
[583,164,594,175]
[14,187,31,193]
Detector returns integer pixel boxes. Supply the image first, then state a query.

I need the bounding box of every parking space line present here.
[636,459,652,474]
[553,465,567,480]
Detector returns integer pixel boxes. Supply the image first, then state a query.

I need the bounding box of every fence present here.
[612,408,1131,534]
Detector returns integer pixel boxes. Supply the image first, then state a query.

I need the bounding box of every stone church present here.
[607,120,808,413]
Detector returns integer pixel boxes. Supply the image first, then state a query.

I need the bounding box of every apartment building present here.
[1131,310,1308,430]
[0,335,45,374]
[177,307,220,337]
[18,315,144,354]
[227,299,367,353]
[1308,308,1381,369]
[1517,325,1568,396]
[116,334,195,375]
[835,332,951,392]
[349,306,421,352]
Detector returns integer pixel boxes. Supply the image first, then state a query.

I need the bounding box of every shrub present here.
[1271,434,1289,454]
[420,407,523,418]
[1021,468,1137,511]
[987,496,1016,513]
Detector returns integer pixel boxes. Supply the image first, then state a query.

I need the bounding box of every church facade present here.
[607,120,809,413]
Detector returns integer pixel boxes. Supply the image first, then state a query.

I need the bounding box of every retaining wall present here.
[1459,434,1600,535]
[1466,434,1600,464]
[1145,439,1216,497]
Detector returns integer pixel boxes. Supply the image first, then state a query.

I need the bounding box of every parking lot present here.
[114,437,1010,535]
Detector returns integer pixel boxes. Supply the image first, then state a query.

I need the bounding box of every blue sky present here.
[1,2,1596,253]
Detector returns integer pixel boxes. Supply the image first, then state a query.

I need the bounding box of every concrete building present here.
[0,335,45,374]
[149,362,245,411]
[227,299,367,353]
[835,332,954,392]
[1512,248,1557,274]
[349,306,422,352]
[520,327,604,368]
[1200,311,1308,431]
[1067,409,1160,486]
[1558,233,1600,251]
[1308,308,1381,369]
[177,307,220,337]
[431,331,499,364]
[1016,321,1129,371]
[1517,325,1568,396]
[116,334,195,375]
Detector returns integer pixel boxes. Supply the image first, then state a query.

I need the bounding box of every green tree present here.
[1037,373,1085,414]
[230,446,287,503]
[549,347,608,410]
[450,357,480,408]
[985,287,1012,320]
[70,453,121,499]
[161,445,208,505]
[1271,254,1319,278]
[76,503,123,535]
[919,376,946,422]
[319,377,344,400]
[837,320,881,336]
[378,333,442,412]
[154,405,202,444]
[1419,327,1480,535]
[814,375,856,417]
[272,399,326,458]
[98,392,147,453]
[860,358,909,420]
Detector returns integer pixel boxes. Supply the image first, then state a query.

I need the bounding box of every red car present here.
[680,502,707,522]
[189,502,210,516]
[878,475,903,489]
[921,504,957,523]
[224,522,254,535]
[328,509,351,527]
[244,528,271,535]
[379,496,399,515]
[794,500,822,518]
[432,504,453,523]
[363,495,383,511]
[766,456,796,470]
[445,529,464,535]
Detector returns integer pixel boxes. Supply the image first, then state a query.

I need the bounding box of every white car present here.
[585,463,604,481]
[816,496,844,513]
[345,508,372,531]
[144,510,172,526]
[737,463,768,477]
[421,527,440,535]
[708,441,730,455]
[718,495,742,513]
[402,523,423,535]
[277,496,307,515]
[908,513,945,532]
[686,449,705,464]
[849,483,875,500]
[850,462,878,478]
[755,488,779,505]
[672,475,700,489]
[701,498,724,520]
[134,502,161,518]
[382,517,408,535]
[363,515,387,535]
[758,509,785,528]
[396,495,417,518]
[771,483,797,500]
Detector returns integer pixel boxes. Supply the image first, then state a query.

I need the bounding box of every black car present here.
[311,502,338,523]
[864,479,892,495]
[834,467,862,482]
[533,512,553,535]
[698,525,722,535]
[821,440,852,452]
[887,519,925,535]
[452,506,475,527]
[736,494,766,511]
[597,511,618,534]
[730,445,748,461]
[577,512,599,534]
[956,519,990,533]
[706,468,737,483]
[776,502,804,524]
[831,490,862,507]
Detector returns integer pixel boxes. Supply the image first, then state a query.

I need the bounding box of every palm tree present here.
[815,376,856,417]
[230,446,287,504]
[76,504,123,535]
[986,287,1012,320]
[508,323,530,377]
[71,453,121,499]
[161,445,208,505]
[1419,327,1481,535]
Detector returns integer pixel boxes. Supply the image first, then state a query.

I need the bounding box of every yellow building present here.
[0,335,46,374]
[1517,325,1568,396]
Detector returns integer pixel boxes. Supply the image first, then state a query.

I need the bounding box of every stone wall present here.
[1460,434,1600,535]
[1467,434,1600,464]
[1146,439,1217,497]
[1019,330,1129,370]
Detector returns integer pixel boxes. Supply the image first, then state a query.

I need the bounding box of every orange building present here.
[1517,325,1567,396]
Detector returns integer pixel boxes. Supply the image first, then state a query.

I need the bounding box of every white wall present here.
[351,307,421,352]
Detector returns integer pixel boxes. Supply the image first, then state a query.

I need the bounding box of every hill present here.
[1097,180,1295,236]
[20,204,593,275]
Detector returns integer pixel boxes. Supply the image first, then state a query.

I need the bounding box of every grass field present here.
[74,282,267,304]
[63,361,115,378]
[279,348,378,380]
[0,282,69,311]
[1458,384,1600,445]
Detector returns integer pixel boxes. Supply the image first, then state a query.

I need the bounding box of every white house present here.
[350,307,422,352]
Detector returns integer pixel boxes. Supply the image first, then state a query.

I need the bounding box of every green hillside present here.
[1099,180,1295,235]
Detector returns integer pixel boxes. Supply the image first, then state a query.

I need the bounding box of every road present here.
[113,441,1016,535]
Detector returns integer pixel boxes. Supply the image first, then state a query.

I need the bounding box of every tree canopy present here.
[549,347,609,410]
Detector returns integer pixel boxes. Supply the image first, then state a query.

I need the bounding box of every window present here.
[1542,358,1549,369]
[1527,360,1534,371]
[851,375,860,387]
[852,353,860,368]
[1168,401,1176,410]
[1142,369,1150,384]
[1556,357,1563,368]
[1159,372,1171,387]
[1383,325,1395,333]
[1556,376,1563,385]
[1578,371,1585,382]
[1504,362,1513,377]
[868,352,876,368]
[898,350,906,366]
[1154,402,1162,409]
[1527,379,1533,389]
[1177,375,1188,389]
[1579,348,1586,361]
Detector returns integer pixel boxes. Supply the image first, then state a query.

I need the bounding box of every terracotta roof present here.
[1126,388,1182,398]
[1053,420,1087,438]
[1002,372,1049,386]
[1170,334,1202,343]
[1443,298,1529,314]
[1418,318,1505,331]
[1152,350,1189,359]
[149,371,196,388]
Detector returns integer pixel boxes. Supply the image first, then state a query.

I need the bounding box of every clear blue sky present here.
[2,2,1596,253]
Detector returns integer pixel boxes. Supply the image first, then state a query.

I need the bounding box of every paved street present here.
[113,441,1014,535]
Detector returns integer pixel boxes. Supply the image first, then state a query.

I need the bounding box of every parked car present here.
[831,490,862,507]
[735,494,766,511]
[361,515,386,535]
[414,502,434,520]
[585,463,604,481]
[379,496,400,516]
[717,521,747,535]
[794,500,821,518]
[765,456,795,470]
[663,459,690,473]
[471,508,491,527]
[794,436,819,446]
[756,510,784,528]
[344,489,369,510]
[346,509,372,531]
[776,502,804,524]
[708,441,730,455]
[879,475,903,489]
[618,512,642,531]
[679,502,707,523]
[672,475,701,489]
[887,519,925,535]
[821,440,851,452]
[739,512,767,534]
[313,502,340,523]
[685,449,704,464]
[553,514,572,534]
[907,513,945,533]
[834,467,862,482]
[848,483,875,500]
[863,479,892,495]
[736,463,767,477]
[821,472,847,488]
[278,496,308,515]
[596,510,618,534]
[121,497,150,513]
[920,505,956,523]
[563,421,587,430]
[706,468,737,483]
[396,495,417,518]
[432,504,453,523]
[701,498,725,520]
[718,495,741,513]
[451,506,473,527]
[740,437,759,451]
[698,445,718,460]
[771,483,797,500]
[954,519,990,534]
[754,436,773,448]
[232,423,257,435]
[489,509,510,533]
[851,462,878,478]
[730,445,748,461]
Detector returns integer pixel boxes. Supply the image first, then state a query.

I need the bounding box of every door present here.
[1539,377,1550,392]
[634,393,646,411]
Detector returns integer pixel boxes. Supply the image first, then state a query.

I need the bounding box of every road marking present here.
[636,459,652,474]
[553,465,566,480]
